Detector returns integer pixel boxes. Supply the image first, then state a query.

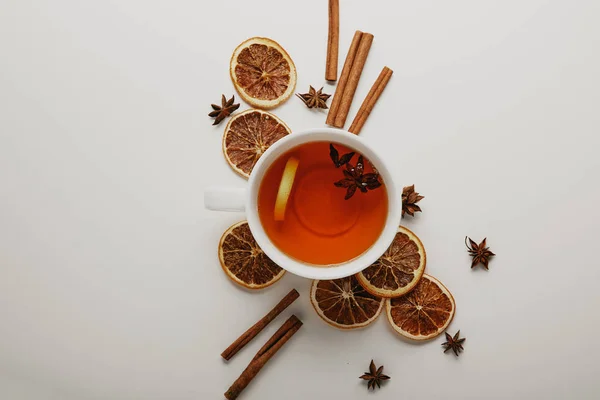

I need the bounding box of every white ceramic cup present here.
[204,128,401,280]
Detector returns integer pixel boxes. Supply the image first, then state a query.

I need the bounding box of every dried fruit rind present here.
[386,274,455,340]
[218,221,285,289]
[356,226,426,298]
[230,37,297,109]
[222,109,291,178]
[310,276,384,330]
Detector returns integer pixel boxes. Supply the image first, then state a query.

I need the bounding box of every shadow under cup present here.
[246,129,401,280]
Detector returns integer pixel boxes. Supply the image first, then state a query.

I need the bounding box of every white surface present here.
[1,0,599,399]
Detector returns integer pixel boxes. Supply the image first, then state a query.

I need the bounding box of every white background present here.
[1,0,599,399]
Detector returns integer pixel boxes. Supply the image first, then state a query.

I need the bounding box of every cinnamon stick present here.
[221,289,299,361]
[333,32,374,128]
[224,315,303,400]
[326,30,363,126]
[348,66,393,134]
[325,0,339,81]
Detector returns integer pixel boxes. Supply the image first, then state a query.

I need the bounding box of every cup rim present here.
[246,128,401,280]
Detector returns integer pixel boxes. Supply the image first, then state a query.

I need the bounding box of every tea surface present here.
[258,141,388,265]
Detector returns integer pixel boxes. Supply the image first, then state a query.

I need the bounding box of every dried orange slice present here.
[386,274,455,340]
[230,37,297,109]
[218,221,285,289]
[310,276,384,330]
[356,226,426,298]
[222,109,291,178]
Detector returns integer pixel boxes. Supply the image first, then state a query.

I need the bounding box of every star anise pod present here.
[208,94,240,125]
[442,330,466,356]
[359,360,390,390]
[334,155,382,200]
[402,184,424,217]
[465,237,495,269]
[329,143,355,168]
[296,86,331,109]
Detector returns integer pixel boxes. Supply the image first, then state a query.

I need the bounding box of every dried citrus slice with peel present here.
[218,221,285,289]
[310,276,384,330]
[274,156,299,221]
[222,109,291,178]
[230,37,297,109]
[386,274,455,340]
[356,226,426,298]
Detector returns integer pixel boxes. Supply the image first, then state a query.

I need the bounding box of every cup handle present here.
[204,187,247,212]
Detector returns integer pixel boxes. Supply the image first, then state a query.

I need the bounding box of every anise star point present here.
[402,184,424,217]
[208,94,240,126]
[330,144,382,200]
[465,237,495,269]
[334,157,381,200]
[442,330,466,356]
[359,360,390,391]
[296,86,331,109]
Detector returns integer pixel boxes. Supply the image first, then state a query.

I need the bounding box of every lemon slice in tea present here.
[274,156,299,221]
[356,226,426,298]
[310,276,384,329]
[386,274,455,340]
[218,221,285,289]
[222,109,291,179]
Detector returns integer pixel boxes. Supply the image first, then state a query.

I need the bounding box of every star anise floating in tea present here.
[329,143,355,168]
[402,184,424,217]
[465,237,495,270]
[208,94,240,125]
[359,360,390,391]
[296,86,331,109]
[329,144,381,200]
[442,330,466,356]
[334,156,382,200]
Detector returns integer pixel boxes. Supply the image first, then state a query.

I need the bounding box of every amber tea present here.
[257,141,388,265]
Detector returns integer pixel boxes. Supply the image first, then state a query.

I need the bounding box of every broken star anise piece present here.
[329,143,355,168]
[402,184,424,217]
[296,86,331,109]
[359,360,390,391]
[208,94,240,126]
[334,156,382,200]
[465,237,495,270]
[442,330,466,356]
